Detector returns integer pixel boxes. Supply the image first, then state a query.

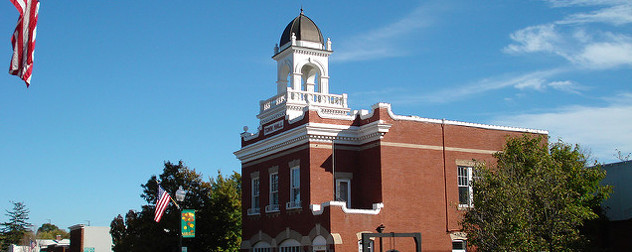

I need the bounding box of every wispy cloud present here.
[332,3,439,62]
[392,68,570,104]
[491,93,632,163]
[505,1,632,69]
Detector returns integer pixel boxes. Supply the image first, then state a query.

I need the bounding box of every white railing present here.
[247,207,260,215]
[260,90,347,113]
[265,204,280,213]
[286,201,302,210]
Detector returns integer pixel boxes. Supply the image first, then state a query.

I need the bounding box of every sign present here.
[181,209,195,238]
[182,247,188,252]
[83,248,95,252]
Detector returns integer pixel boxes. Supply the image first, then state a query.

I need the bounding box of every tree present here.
[36,223,70,240]
[461,136,611,252]
[0,201,32,251]
[614,148,631,161]
[110,161,242,252]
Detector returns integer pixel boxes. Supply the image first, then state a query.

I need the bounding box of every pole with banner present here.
[181,209,196,238]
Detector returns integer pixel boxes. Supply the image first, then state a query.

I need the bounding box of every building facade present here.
[234,11,548,252]
[68,225,113,252]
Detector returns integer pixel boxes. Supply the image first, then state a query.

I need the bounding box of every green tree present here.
[36,223,70,240]
[461,136,611,252]
[0,201,32,251]
[110,161,242,252]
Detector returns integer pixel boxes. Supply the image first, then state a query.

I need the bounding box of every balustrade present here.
[260,90,347,113]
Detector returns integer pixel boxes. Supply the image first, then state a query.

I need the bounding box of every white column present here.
[292,73,302,91]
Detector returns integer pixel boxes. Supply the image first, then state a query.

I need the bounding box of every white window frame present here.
[287,166,301,209]
[358,239,374,252]
[336,178,351,208]
[248,176,260,215]
[452,239,466,252]
[458,166,474,208]
[266,172,279,213]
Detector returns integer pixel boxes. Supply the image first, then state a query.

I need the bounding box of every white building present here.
[68,225,113,252]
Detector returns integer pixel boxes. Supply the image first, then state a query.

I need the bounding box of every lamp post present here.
[376,224,385,252]
[175,186,187,252]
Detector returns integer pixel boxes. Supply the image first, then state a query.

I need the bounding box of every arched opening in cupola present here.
[300,64,321,93]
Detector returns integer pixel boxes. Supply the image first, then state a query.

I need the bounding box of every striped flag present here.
[9,0,40,87]
[154,185,171,222]
[29,239,36,252]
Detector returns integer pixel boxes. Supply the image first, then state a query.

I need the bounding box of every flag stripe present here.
[154,185,171,222]
[9,0,39,87]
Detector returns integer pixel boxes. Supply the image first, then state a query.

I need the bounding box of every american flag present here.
[9,0,40,87]
[154,185,171,222]
[29,239,36,252]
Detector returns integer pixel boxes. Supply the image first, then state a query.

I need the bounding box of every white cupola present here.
[257,10,349,125]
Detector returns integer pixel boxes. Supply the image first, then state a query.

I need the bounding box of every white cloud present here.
[505,1,632,69]
[574,39,632,68]
[548,80,585,94]
[504,24,562,55]
[393,68,568,104]
[557,3,632,25]
[546,0,630,8]
[492,93,632,163]
[333,3,437,62]
[515,78,546,90]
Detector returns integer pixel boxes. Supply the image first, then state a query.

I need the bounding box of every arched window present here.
[280,239,301,252]
[312,235,327,252]
[253,241,272,252]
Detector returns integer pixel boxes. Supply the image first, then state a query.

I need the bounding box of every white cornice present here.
[234,120,392,163]
[310,201,384,215]
[373,103,548,134]
[273,45,332,60]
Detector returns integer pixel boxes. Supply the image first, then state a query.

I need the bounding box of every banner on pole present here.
[181,209,195,238]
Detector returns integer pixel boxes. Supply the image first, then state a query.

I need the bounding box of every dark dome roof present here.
[279,12,324,46]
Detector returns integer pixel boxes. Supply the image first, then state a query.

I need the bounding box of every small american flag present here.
[29,239,36,252]
[154,185,171,222]
[9,0,40,87]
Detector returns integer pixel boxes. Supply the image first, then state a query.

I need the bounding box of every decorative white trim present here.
[286,201,302,210]
[380,142,498,155]
[247,208,260,216]
[265,204,280,213]
[235,121,392,163]
[373,102,548,134]
[310,201,384,215]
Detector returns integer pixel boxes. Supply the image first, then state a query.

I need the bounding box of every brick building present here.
[234,11,547,252]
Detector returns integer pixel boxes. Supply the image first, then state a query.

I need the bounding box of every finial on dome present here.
[300,7,304,15]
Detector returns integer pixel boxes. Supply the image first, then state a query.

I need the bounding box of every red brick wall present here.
[240,106,546,251]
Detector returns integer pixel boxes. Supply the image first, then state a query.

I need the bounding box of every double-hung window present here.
[288,166,301,209]
[266,172,279,212]
[457,166,475,207]
[248,176,260,215]
[336,179,351,208]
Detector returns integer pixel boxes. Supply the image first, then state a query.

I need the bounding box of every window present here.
[280,239,301,252]
[266,172,279,212]
[358,239,374,252]
[253,241,272,252]
[458,166,475,207]
[248,176,260,215]
[336,179,351,208]
[287,166,301,209]
[280,246,301,252]
[452,240,466,252]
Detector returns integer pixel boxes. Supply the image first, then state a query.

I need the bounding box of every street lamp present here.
[176,186,186,202]
[376,224,385,252]
[175,186,187,252]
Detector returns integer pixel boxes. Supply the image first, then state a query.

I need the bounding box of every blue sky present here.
[1,0,630,230]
